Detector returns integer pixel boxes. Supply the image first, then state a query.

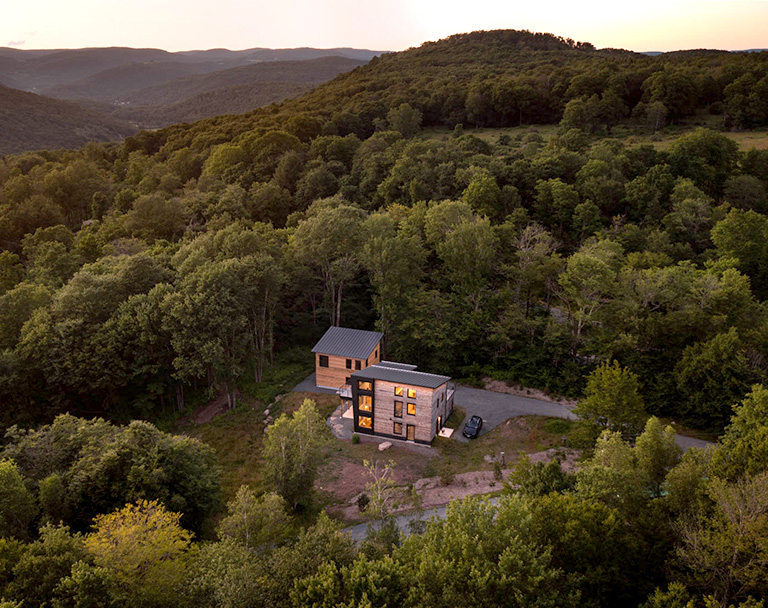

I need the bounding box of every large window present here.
[407,402,416,416]
[394,386,403,397]
[319,355,328,368]
[407,388,417,399]
[394,401,403,417]
[358,416,372,429]
[359,395,372,412]
[393,422,403,435]
[358,381,372,391]
[355,360,361,370]
[346,359,352,369]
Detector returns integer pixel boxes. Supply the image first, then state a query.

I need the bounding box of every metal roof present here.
[351,362,450,389]
[377,361,418,371]
[311,326,383,360]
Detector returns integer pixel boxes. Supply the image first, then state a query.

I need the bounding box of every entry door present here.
[406,424,415,441]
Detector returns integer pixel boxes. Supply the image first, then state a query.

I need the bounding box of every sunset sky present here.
[2,0,767,53]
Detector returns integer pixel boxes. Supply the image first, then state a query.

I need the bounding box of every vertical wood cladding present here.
[314,339,382,389]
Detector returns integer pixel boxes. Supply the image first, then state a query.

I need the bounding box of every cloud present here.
[7,40,26,47]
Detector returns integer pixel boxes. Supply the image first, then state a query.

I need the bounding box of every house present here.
[348,361,454,445]
[311,326,383,390]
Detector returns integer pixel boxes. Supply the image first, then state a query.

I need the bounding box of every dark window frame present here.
[355,360,361,370]
[319,355,329,368]
[394,421,403,435]
[346,359,352,369]
[394,401,403,417]
[407,402,416,416]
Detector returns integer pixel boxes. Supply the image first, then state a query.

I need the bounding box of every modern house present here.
[348,361,454,445]
[311,326,383,390]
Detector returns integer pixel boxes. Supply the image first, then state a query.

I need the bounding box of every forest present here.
[1,28,768,607]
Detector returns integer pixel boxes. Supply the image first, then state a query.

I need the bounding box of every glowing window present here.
[407,388,416,399]
[394,386,403,397]
[407,403,416,416]
[358,416,372,429]
[358,381,372,391]
[359,395,372,412]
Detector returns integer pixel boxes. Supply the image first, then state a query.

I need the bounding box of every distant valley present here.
[0,46,380,154]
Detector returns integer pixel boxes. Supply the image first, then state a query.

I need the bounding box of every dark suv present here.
[462,415,483,439]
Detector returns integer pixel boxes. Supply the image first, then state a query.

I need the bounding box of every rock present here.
[265,415,273,424]
[263,408,270,416]
[378,441,393,451]
[263,427,269,433]
[483,454,494,463]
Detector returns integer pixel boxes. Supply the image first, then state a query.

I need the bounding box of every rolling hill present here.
[0,84,135,155]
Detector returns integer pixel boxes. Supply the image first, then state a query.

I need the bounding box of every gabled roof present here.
[351,362,450,389]
[311,326,383,360]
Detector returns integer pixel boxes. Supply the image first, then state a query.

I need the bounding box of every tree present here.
[713,385,768,480]
[0,459,37,540]
[217,487,290,549]
[292,203,367,326]
[634,416,682,497]
[387,103,422,138]
[676,473,768,606]
[84,500,193,608]
[675,329,753,431]
[575,360,646,436]
[262,399,327,510]
[507,454,574,497]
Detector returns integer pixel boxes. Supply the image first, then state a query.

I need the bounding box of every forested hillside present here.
[0,84,136,155]
[2,29,768,607]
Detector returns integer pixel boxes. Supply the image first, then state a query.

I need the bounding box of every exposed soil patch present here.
[483,378,578,409]
[332,446,581,521]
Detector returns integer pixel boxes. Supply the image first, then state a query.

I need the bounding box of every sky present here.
[2,0,767,53]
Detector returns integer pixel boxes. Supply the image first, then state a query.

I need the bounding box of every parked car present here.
[462,415,483,439]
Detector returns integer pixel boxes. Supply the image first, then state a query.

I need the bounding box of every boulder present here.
[378,441,393,451]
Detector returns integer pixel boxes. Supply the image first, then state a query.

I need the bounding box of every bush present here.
[439,463,455,486]
[352,433,360,445]
[357,493,370,512]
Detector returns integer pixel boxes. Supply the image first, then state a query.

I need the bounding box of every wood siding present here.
[371,379,447,444]
[315,340,382,389]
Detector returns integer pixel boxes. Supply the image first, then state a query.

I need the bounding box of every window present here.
[365,358,369,367]
[359,395,372,412]
[358,381,372,391]
[407,388,416,399]
[358,416,372,429]
[407,403,416,416]
[319,355,329,368]
[375,349,378,360]
[355,360,361,370]
[394,401,403,417]
[394,386,403,397]
[346,359,352,369]
[393,422,403,435]
[406,425,415,441]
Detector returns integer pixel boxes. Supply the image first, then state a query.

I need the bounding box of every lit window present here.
[394,401,403,417]
[355,360,361,370]
[407,403,416,416]
[394,386,403,397]
[358,381,372,391]
[359,395,372,412]
[358,416,372,429]
[319,355,328,368]
[346,359,352,369]
[393,422,403,435]
[407,388,416,399]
